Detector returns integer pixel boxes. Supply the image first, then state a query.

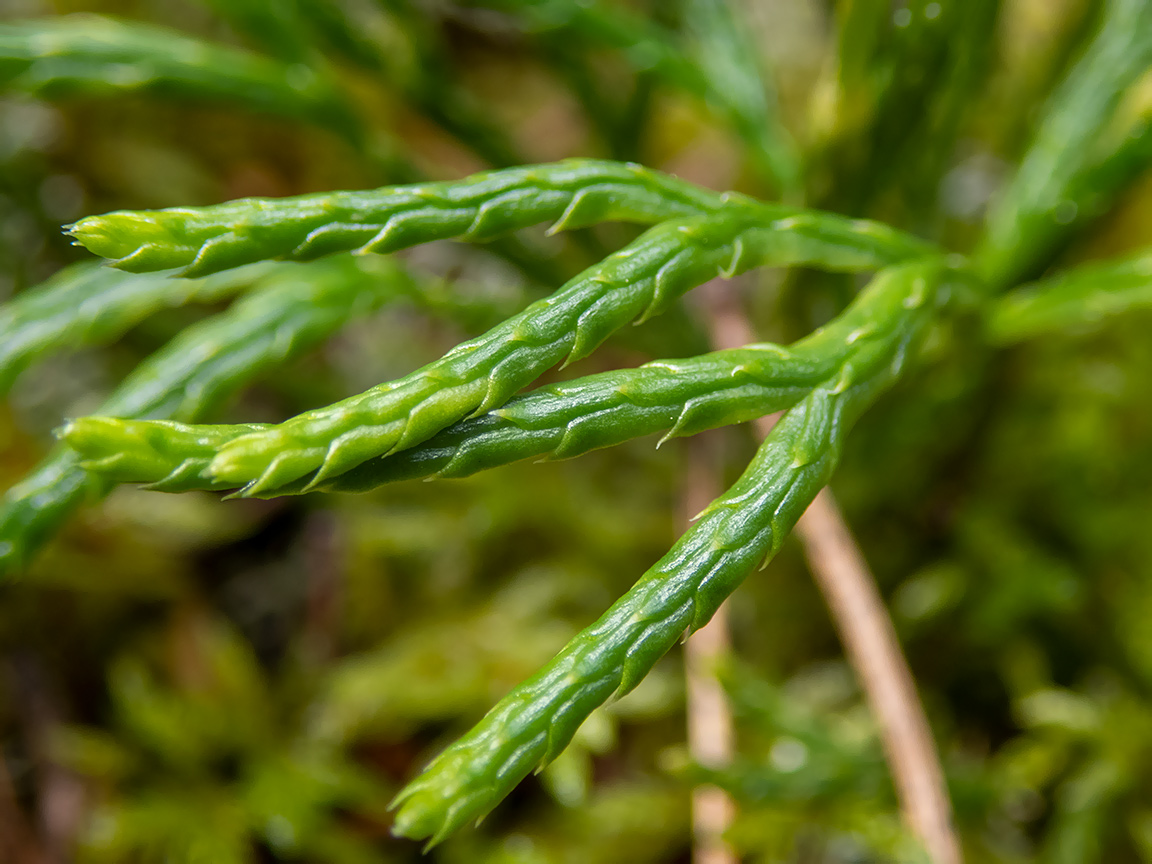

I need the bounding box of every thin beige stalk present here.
[700,278,962,864]
[792,490,961,864]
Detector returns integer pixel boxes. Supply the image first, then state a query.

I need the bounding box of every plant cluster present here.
[0,1,1151,862]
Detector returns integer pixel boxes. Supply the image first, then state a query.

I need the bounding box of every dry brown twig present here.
[793,490,960,864]
[0,753,50,864]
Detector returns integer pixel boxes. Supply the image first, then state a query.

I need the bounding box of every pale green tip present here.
[64,213,190,272]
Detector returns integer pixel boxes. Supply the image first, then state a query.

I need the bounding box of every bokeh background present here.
[2,0,1152,861]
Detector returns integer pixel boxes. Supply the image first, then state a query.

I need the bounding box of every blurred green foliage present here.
[0,0,1151,862]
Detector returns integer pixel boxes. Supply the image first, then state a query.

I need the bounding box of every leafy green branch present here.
[978,0,1152,288]
[64,163,932,501]
[64,160,729,276]
[0,257,418,573]
[391,258,959,844]
[987,247,1152,343]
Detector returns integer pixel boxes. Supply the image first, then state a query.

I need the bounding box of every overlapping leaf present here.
[67,244,955,495]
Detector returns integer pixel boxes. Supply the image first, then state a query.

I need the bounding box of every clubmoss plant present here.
[54,163,966,844]
[1,0,1151,857]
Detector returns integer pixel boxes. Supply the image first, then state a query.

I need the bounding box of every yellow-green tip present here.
[64,212,194,272]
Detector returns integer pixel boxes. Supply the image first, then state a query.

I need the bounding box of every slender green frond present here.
[389,257,957,845]
[0,257,412,576]
[492,0,702,91]
[288,0,397,72]
[682,0,801,196]
[61,343,824,494]
[0,457,94,578]
[202,0,524,169]
[978,0,1152,288]
[96,259,414,423]
[0,261,272,396]
[834,0,889,95]
[0,15,359,138]
[987,248,1152,343]
[65,160,729,277]
[375,0,526,168]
